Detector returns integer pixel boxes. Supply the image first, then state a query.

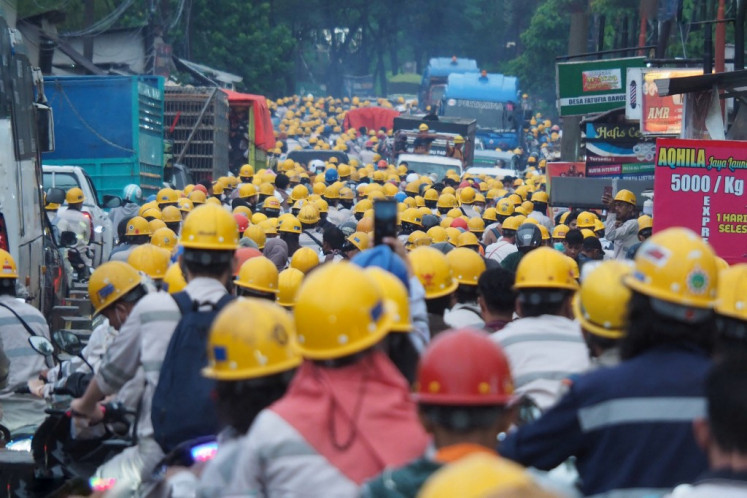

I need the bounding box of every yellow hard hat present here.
[0,250,17,279]
[467,217,485,234]
[178,197,194,213]
[211,182,225,196]
[460,187,476,205]
[161,205,182,224]
[410,246,459,299]
[444,227,461,245]
[365,267,412,333]
[150,227,178,250]
[496,199,515,217]
[324,185,340,200]
[624,227,718,309]
[638,215,653,231]
[353,198,373,214]
[538,225,550,241]
[278,216,302,234]
[298,204,321,225]
[406,231,432,251]
[576,211,597,229]
[593,219,605,232]
[437,193,458,210]
[238,183,258,199]
[501,216,521,232]
[251,212,268,225]
[520,200,534,215]
[156,187,179,206]
[552,224,569,239]
[262,197,281,211]
[236,256,279,294]
[581,228,597,239]
[574,261,634,339]
[180,204,239,251]
[426,226,448,244]
[715,264,747,321]
[457,231,480,248]
[532,191,549,204]
[446,247,486,286]
[482,207,498,222]
[142,207,163,221]
[290,247,319,274]
[418,453,537,498]
[614,189,636,205]
[162,262,187,293]
[453,135,465,144]
[424,189,439,202]
[293,262,394,359]
[188,190,207,205]
[243,225,266,250]
[259,218,278,236]
[346,231,370,252]
[203,298,301,380]
[88,261,142,316]
[65,187,85,204]
[239,164,255,179]
[276,268,305,308]
[401,208,424,227]
[447,208,463,219]
[515,247,579,291]
[418,123,429,131]
[314,198,329,214]
[148,219,167,233]
[126,216,152,236]
[233,205,252,219]
[290,184,309,202]
[127,244,171,280]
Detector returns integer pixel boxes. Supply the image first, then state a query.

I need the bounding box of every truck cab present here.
[442,72,521,150]
[42,165,114,266]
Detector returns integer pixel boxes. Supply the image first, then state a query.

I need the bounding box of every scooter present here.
[59,231,94,283]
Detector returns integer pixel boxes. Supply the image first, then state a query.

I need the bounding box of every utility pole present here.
[560,0,588,162]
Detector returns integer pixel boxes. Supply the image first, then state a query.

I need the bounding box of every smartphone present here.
[603,185,613,199]
[374,199,398,246]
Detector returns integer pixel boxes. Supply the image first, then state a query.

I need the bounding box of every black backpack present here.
[151,291,235,453]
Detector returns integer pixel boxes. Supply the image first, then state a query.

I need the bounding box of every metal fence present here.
[164,86,229,185]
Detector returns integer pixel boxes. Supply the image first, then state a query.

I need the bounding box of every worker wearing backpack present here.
[71,204,239,494]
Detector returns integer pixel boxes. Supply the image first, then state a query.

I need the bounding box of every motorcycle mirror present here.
[46,187,65,205]
[59,231,78,248]
[103,195,123,209]
[28,336,55,356]
[52,330,83,357]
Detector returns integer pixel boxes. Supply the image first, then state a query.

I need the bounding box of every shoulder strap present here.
[303,230,324,249]
[171,291,195,315]
[0,301,37,337]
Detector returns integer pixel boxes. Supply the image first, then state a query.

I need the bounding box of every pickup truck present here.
[42,165,114,266]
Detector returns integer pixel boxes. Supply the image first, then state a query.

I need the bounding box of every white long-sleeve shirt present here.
[490,314,590,411]
[604,213,639,260]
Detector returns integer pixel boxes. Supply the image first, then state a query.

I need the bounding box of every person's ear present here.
[692,418,711,451]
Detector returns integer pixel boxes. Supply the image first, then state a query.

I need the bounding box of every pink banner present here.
[654,138,747,264]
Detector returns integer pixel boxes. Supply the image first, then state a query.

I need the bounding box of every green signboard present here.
[556,57,645,117]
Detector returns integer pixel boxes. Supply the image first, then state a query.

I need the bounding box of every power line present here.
[61,0,137,38]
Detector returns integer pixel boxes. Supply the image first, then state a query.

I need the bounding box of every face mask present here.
[554,242,565,252]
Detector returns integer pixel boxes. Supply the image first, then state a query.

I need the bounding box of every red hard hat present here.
[233,213,250,232]
[377,159,388,169]
[450,217,468,230]
[193,184,208,194]
[233,247,262,276]
[414,328,515,405]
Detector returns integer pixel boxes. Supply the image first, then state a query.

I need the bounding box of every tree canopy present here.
[19,0,740,114]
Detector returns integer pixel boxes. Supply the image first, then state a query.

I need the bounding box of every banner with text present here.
[556,57,645,116]
[642,69,702,135]
[654,138,747,264]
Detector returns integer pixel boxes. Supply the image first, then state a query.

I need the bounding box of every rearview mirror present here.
[103,195,122,209]
[46,187,65,205]
[28,336,55,356]
[35,103,55,153]
[52,330,83,357]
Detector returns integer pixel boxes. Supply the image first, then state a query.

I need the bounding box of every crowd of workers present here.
[0,95,742,498]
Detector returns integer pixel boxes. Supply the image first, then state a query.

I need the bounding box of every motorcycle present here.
[59,230,93,284]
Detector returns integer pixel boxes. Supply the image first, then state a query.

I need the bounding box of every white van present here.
[42,165,114,266]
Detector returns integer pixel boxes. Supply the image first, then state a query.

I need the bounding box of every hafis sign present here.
[654,138,747,264]
[556,57,645,116]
